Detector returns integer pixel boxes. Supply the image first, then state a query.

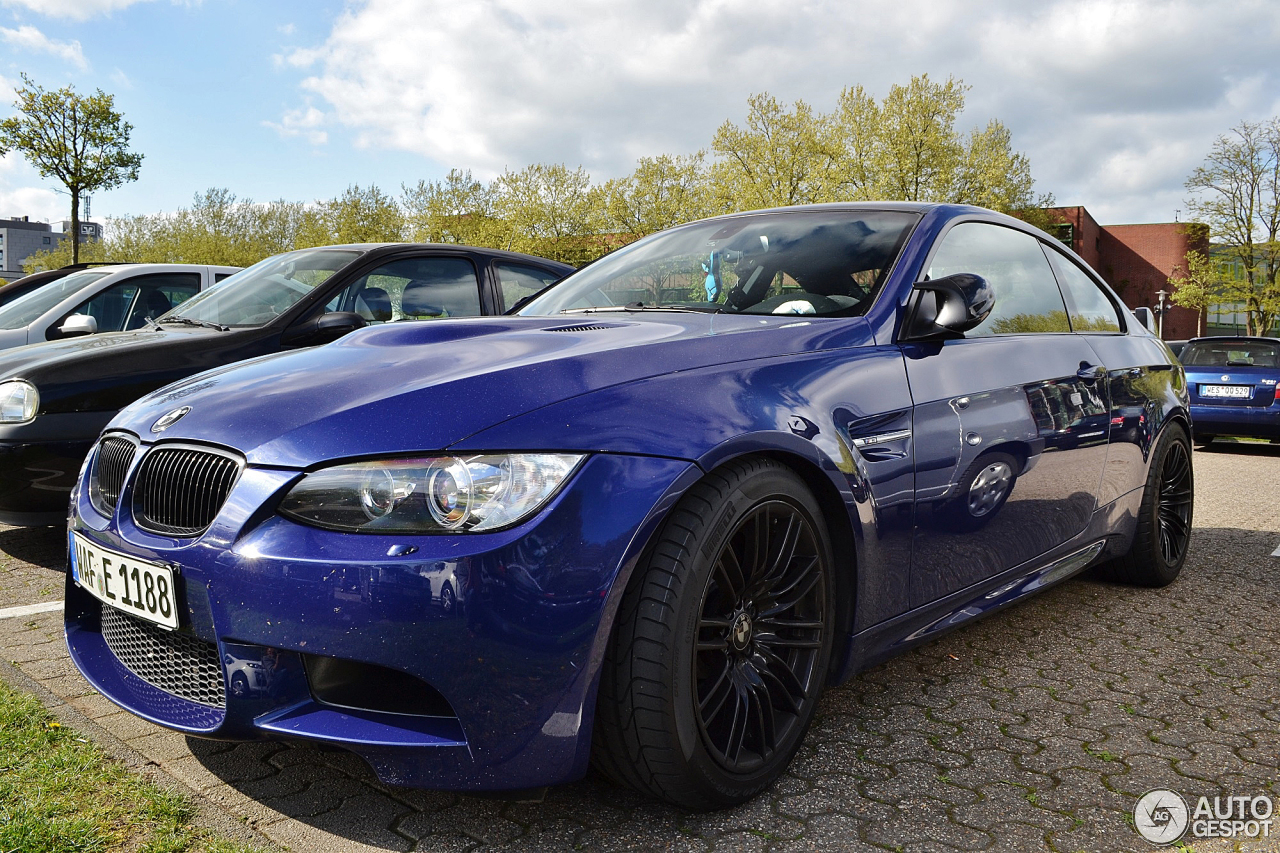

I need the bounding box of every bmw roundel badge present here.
[151,406,191,433]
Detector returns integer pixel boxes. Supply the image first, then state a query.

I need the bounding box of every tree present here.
[401,169,506,247]
[1185,119,1280,336]
[711,93,836,211]
[602,153,712,236]
[0,75,142,263]
[1168,240,1224,337]
[493,163,605,265]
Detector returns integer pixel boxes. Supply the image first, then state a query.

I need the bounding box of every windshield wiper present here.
[559,303,720,315]
[159,316,230,331]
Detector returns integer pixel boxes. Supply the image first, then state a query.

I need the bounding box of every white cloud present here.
[284,0,1280,223]
[0,0,159,21]
[0,24,87,69]
[262,105,327,145]
[0,153,66,223]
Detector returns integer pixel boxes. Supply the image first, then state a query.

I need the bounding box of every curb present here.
[0,654,284,852]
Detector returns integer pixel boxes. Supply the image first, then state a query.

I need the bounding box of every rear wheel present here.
[1098,424,1193,586]
[593,458,835,809]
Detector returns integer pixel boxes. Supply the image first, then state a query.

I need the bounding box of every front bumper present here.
[66,450,698,790]
[1187,403,1280,439]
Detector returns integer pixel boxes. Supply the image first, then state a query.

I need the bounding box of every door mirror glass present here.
[58,313,98,338]
[905,274,995,340]
[1133,306,1153,330]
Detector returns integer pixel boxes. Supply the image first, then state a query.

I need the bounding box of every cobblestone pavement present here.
[2,443,1279,852]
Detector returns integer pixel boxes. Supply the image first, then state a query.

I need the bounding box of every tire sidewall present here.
[1143,425,1194,581]
[666,465,836,804]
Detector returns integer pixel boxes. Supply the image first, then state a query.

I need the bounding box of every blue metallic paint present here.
[66,203,1190,793]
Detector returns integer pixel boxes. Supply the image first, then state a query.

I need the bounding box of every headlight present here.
[278,454,584,533]
[0,380,37,423]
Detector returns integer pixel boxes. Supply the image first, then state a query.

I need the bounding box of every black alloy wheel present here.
[693,501,826,773]
[1097,424,1194,587]
[593,458,835,808]
[1155,436,1193,566]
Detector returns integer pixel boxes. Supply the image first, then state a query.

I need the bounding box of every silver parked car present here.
[0,263,239,350]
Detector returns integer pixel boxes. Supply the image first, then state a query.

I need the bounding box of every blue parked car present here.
[1179,336,1280,445]
[65,203,1192,808]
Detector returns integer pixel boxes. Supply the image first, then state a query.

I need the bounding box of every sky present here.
[0,0,1277,231]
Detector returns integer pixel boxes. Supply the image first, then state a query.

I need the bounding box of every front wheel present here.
[593,458,835,809]
[1098,424,1193,586]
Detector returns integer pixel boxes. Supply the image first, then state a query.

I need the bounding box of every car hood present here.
[112,313,873,467]
[0,328,29,350]
[0,325,245,413]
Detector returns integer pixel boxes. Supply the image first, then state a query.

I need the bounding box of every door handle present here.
[1077,363,1107,381]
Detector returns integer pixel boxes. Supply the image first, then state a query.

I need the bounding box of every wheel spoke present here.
[754,631,823,649]
[715,546,747,602]
[754,647,808,713]
[699,658,735,720]
[759,566,821,617]
[724,685,749,763]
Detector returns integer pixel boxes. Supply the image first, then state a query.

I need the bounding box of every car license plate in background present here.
[1201,384,1252,399]
[71,532,178,629]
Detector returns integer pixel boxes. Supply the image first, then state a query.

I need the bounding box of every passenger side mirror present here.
[903,273,994,341]
[282,311,367,346]
[58,313,98,338]
[1132,307,1153,331]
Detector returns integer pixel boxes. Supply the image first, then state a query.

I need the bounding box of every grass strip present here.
[0,677,266,853]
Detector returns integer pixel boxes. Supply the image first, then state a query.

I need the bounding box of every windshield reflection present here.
[162,248,361,328]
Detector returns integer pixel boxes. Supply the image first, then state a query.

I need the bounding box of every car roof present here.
[320,243,575,270]
[1186,336,1280,344]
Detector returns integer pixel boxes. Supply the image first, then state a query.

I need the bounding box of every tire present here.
[944,450,1019,531]
[592,458,835,809]
[1098,424,1193,587]
[1193,434,1214,447]
[230,672,250,699]
[439,583,455,614]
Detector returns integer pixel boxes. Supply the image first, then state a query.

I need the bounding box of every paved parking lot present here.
[2,442,1279,852]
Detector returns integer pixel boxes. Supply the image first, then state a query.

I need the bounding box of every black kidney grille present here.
[91,435,136,515]
[132,446,241,536]
[100,603,225,708]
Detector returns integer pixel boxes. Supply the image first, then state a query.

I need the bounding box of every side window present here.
[496,263,562,311]
[214,272,236,283]
[122,275,201,330]
[72,282,140,332]
[1045,250,1122,332]
[324,256,481,323]
[927,223,1070,336]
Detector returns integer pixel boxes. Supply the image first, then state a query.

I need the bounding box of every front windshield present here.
[521,210,918,317]
[1181,340,1280,368]
[163,248,361,328]
[0,269,111,329]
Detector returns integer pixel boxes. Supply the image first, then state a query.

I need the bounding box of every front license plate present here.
[1201,384,1252,399]
[70,532,179,629]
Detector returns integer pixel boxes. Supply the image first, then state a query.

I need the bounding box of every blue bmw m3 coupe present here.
[65,203,1193,808]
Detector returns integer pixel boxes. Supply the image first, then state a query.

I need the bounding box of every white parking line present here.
[1272,543,1280,558]
[0,601,62,619]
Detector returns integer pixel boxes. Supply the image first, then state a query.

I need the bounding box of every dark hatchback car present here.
[1180,335,1280,444]
[0,244,571,525]
[66,203,1192,808]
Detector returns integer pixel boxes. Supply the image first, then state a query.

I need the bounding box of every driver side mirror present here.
[282,311,367,346]
[58,313,98,339]
[1132,307,1153,331]
[902,273,994,341]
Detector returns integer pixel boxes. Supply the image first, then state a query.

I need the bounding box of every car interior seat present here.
[355,286,393,322]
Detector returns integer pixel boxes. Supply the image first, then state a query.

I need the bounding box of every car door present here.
[903,221,1110,607]
[1044,243,1180,504]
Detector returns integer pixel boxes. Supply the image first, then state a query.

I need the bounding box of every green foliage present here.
[1169,246,1225,335]
[0,75,142,263]
[25,74,1052,272]
[1185,118,1280,336]
[0,678,265,853]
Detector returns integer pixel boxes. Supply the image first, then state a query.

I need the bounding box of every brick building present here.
[1045,206,1207,341]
